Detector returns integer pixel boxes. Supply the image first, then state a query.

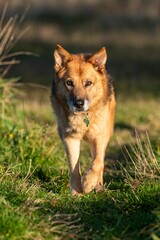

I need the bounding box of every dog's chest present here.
[66,114,87,138]
[66,108,109,139]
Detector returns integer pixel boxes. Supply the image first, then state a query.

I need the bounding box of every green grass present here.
[0,79,160,239]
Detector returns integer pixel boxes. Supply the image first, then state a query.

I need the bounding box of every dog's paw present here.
[71,189,83,196]
[95,184,104,193]
[71,184,83,196]
[82,169,99,194]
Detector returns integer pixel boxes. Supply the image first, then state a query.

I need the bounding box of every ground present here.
[0,80,159,240]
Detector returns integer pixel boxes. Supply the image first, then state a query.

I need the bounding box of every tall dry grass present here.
[119,131,160,189]
[0,4,39,127]
[0,3,33,78]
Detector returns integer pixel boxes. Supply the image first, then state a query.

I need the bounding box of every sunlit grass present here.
[0,84,159,239]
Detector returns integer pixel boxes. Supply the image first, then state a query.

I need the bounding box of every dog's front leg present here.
[64,137,82,195]
[82,137,108,194]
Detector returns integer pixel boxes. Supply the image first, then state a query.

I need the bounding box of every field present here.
[0,1,160,239]
[0,78,159,240]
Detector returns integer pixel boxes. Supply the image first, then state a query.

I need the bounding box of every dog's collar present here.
[83,113,90,127]
[69,110,90,127]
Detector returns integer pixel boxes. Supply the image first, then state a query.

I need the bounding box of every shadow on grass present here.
[40,184,159,240]
[115,122,135,132]
[30,135,160,239]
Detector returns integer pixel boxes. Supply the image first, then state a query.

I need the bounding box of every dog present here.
[51,45,115,195]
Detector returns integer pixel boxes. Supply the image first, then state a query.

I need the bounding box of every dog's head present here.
[54,45,108,113]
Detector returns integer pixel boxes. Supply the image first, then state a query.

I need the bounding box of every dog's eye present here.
[66,80,74,87]
[85,81,93,87]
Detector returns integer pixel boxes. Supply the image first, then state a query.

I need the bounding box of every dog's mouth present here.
[72,107,86,113]
[70,105,89,113]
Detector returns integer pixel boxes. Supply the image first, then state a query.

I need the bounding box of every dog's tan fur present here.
[51,45,115,195]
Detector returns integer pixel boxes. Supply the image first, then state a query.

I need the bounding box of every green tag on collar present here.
[84,114,90,127]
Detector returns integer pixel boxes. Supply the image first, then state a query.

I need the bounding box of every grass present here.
[0,80,159,240]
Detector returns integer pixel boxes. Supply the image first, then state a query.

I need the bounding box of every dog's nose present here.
[73,99,84,109]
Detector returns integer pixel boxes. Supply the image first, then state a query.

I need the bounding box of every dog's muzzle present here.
[67,97,89,112]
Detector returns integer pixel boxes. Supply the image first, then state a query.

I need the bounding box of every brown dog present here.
[51,45,115,195]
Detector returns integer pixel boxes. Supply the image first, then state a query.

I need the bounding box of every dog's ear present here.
[88,47,107,72]
[54,45,72,71]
